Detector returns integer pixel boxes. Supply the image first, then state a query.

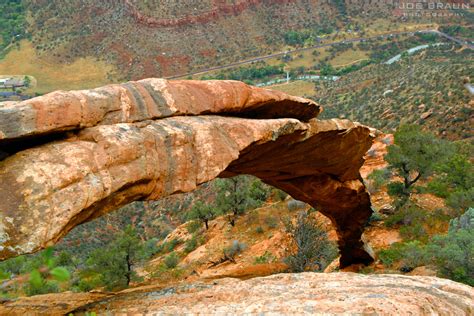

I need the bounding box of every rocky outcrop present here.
[0,79,373,266]
[125,0,298,28]
[2,273,472,315]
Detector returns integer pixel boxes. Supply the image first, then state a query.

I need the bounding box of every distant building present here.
[0,77,24,89]
[0,78,11,88]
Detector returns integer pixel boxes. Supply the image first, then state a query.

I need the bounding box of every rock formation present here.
[0,79,373,267]
[2,273,472,315]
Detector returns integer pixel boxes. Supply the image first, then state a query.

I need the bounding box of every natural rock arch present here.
[0,79,374,267]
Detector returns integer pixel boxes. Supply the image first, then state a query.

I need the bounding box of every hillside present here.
[2,0,448,85]
[315,45,473,139]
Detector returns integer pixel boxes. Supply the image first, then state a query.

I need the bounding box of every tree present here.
[187,201,218,230]
[83,226,149,290]
[284,211,338,272]
[215,176,269,226]
[23,75,31,88]
[385,125,449,206]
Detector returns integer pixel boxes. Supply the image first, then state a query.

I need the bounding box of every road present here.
[165,29,473,80]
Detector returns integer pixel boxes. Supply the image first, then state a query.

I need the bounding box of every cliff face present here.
[0,79,373,267]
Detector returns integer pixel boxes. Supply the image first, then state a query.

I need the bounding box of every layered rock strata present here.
[0,79,373,266]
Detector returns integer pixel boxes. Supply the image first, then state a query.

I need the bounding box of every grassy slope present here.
[268,80,315,97]
[0,40,117,94]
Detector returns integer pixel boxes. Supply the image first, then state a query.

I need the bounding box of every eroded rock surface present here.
[0,78,318,142]
[3,273,471,315]
[0,79,373,266]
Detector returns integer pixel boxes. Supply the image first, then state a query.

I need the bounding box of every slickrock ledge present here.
[0,79,372,266]
[3,273,471,315]
[0,79,319,142]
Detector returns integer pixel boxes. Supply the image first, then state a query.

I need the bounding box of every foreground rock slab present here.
[0,79,372,266]
[3,273,471,315]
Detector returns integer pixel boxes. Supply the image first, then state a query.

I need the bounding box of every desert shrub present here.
[385,203,425,228]
[25,272,60,296]
[284,212,338,272]
[264,215,279,229]
[379,209,473,286]
[429,150,473,212]
[385,203,450,242]
[184,235,200,254]
[224,240,247,260]
[255,226,264,234]
[142,238,160,258]
[368,211,383,223]
[367,168,391,193]
[446,188,474,214]
[378,240,426,269]
[385,125,449,206]
[254,251,276,264]
[399,222,426,241]
[272,189,288,201]
[163,252,179,269]
[425,208,474,285]
[287,199,306,212]
[162,238,181,253]
[186,220,202,234]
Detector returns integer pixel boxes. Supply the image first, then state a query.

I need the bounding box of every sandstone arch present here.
[0,79,374,267]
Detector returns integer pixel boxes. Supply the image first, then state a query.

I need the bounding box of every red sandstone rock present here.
[2,273,471,315]
[0,79,319,141]
[0,79,372,267]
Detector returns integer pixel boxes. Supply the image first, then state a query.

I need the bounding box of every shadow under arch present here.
[220,121,374,267]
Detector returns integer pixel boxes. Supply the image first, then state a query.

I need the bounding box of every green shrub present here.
[272,189,288,202]
[142,238,160,258]
[163,239,181,253]
[184,236,199,253]
[255,226,264,234]
[425,208,474,285]
[379,209,474,286]
[399,222,426,241]
[25,271,60,296]
[284,212,338,272]
[81,226,150,291]
[446,188,474,213]
[163,252,179,269]
[367,168,391,193]
[378,240,426,268]
[368,211,383,223]
[254,251,276,264]
[385,203,425,228]
[186,220,202,234]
